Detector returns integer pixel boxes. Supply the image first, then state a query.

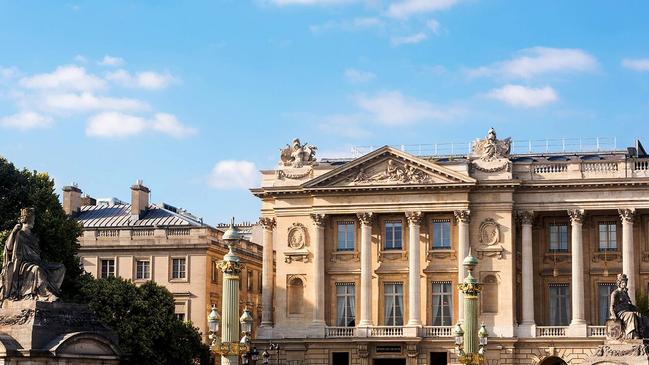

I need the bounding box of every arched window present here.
[481,275,498,314]
[288,277,304,315]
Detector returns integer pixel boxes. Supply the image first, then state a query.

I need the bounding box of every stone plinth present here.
[584,340,649,365]
[0,300,119,363]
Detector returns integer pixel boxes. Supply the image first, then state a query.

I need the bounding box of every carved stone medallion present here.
[287,223,308,249]
[479,218,500,246]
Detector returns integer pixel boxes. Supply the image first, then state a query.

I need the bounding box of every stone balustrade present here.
[324,326,356,338]
[512,158,649,179]
[422,326,453,337]
[369,326,404,337]
[587,326,606,337]
[536,326,567,337]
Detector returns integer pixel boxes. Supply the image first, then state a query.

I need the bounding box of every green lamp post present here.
[206,218,255,365]
[454,251,489,364]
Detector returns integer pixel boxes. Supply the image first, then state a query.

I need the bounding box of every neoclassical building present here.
[63,181,264,340]
[252,132,649,365]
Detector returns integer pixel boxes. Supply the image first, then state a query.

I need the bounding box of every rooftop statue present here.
[472,127,511,162]
[610,274,649,339]
[0,208,65,303]
[279,138,317,168]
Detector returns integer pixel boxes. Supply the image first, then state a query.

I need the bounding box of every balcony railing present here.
[588,326,606,337]
[324,325,604,338]
[370,326,403,337]
[422,326,453,337]
[536,326,567,337]
[324,326,356,338]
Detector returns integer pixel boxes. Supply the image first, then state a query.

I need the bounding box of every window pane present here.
[598,284,615,325]
[432,282,453,326]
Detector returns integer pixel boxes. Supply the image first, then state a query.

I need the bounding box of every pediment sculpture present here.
[349,159,435,185]
[470,128,512,172]
[279,138,317,168]
[0,208,65,303]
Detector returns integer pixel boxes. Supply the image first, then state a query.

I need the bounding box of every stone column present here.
[259,217,276,328]
[567,209,587,336]
[310,213,327,333]
[357,212,374,328]
[619,208,636,300]
[406,211,423,328]
[220,247,241,365]
[454,210,470,322]
[518,211,536,337]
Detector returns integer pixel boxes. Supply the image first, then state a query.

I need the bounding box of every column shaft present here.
[519,211,535,327]
[311,214,327,326]
[406,212,423,327]
[568,209,586,326]
[620,209,636,300]
[358,213,374,327]
[454,210,470,323]
[259,218,275,326]
[222,271,240,365]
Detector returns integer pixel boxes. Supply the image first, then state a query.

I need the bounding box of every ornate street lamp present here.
[454,251,489,364]
[207,218,256,365]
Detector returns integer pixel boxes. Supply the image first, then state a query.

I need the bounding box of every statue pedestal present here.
[584,340,649,365]
[0,300,119,363]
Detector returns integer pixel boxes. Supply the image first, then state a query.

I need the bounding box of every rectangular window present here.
[175,313,186,321]
[432,220,451,249]
[135,260,150,280]
[599,223,617,251]
[332,352,350,365]
[258,271,263,294]
[100,259,115,278]
[337,222,355,251]
[384,221,403,250]
[171,258,186,279]
[548,284,570,326]
[211,260,218,283]
[598,283,616,325]
[549,224,569,252]
[383,282,404,326]
[432,282,453,326]
[336,283,356,327]
[247,270,254,291]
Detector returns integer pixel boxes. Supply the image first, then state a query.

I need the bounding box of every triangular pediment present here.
[304,146,476,188]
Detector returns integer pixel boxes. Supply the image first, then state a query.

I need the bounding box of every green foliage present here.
[636,290,649,317]
[74,275,209,365]
[0,157,82,297]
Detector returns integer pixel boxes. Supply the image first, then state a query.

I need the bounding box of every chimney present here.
[80,195,96,206]
[62,183,82,215]
[130,179,150,221]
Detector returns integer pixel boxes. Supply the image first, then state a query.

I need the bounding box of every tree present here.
[74,275,210,365]
[0,157,82,297]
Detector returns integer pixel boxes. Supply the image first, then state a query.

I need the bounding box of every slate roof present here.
[76,204,205,228]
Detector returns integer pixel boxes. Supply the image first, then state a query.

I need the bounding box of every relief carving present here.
[287,223,308,249]
[454,210,471,224]
[259,217,276,230]
[348,159,435,185]
[405,211,424,226]
[470,128,512,172]
[356,212,374,226]
[310,213,327,227]
[479,218,500,246]
[618,208,636,223]
[279,138,317,168]
[567,209,585,224]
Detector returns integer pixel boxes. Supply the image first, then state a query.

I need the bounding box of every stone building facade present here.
[252,132,649,365]
[63,181,264,340]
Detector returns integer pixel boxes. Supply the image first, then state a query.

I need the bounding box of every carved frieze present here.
[469,128,512,172]
[277,167,314,180]
[347,159,436,185]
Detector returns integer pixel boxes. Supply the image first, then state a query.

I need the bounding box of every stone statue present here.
[0,208,65,302]
[610,274,649,339]
[471,127,511,162]
[279,138,317,168]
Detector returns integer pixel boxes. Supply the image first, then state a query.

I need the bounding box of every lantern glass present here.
[240,308,254,333]
[242,353,250,365]
[455,335,463,345]
[207,306,220,333]
[480,336,488,346]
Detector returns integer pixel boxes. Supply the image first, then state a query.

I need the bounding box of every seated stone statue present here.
[0,208,65,302]
[610,273,649,339]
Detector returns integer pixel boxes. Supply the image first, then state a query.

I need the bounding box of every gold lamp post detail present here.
[207,218,255,365]
[454,250,489,364]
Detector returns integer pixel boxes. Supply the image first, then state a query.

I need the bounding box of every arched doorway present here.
[539,356,568,365]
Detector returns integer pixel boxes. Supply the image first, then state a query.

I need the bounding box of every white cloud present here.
[208,160,259,190]
[391,32,427,46]
[0,66,18,79]
[0,111,53,130]
[622,58,649,72]
[387,0,459,19]
[355,90,454,125]
[43,92,150,112]
[86,112,148,138]
[98,55,125,67]
[426,19,441,35]
[469,47,598,79]
[151,113,196,138]
[344,68,376,83]
[19,65,106,91]
[74,55,88,63]
[310,17,383,33]
[487,84,558,107]
[86,112,195,138]
[106,69,175,90]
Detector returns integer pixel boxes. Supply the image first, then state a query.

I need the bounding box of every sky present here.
[1,0,648,225]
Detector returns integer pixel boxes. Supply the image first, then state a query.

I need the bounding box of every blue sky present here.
[1,0,648,224]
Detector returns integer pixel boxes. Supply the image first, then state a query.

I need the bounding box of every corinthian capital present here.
[310,213,327,227]
[405,211,424,226]
[517,211,534,226]
[454,210,471,224]
[618,208,636,223]
[259,217,276,230]
[356,212,374,226]
[567,209,585,224]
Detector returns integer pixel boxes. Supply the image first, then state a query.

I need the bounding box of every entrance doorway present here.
[539,356,568,365]
[373,359,406,365]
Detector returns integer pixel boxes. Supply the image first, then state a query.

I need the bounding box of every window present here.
[383,283,404,326]
[332,352,350,365]
[548,284,570,326]
[432,220,451,249]
[598,283,616,325]
[549,224,568,252]
[100,259,115,278]
[384,221,403,250]
[337,222,355,251]
[430,352,448,365]
[599,223,617,251]
[135,259,150,280]
[211,260,218,283]
[171,258,186,279]
[175,313,186,321]
[481,275,498,313]
[288,277,304,315]
[432,282,453,326]
[258,271,263,294]
[336,283,356,327]
[247,270,254,291]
